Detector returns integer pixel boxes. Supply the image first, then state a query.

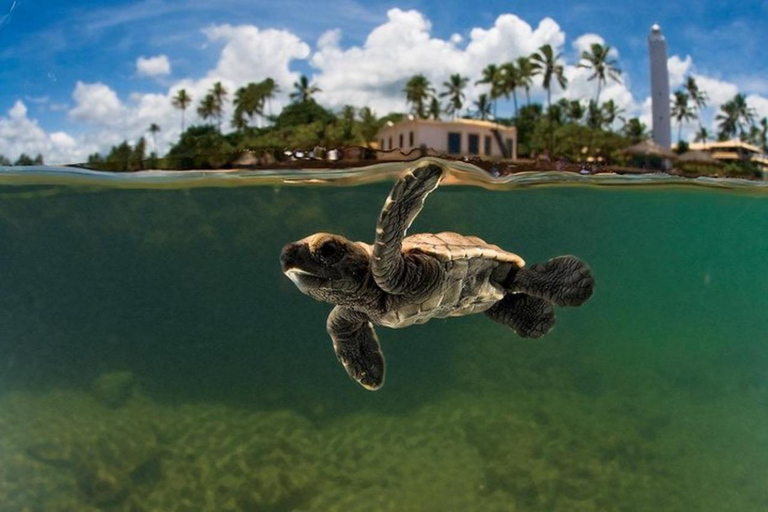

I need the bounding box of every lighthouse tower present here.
[648,24,671,148]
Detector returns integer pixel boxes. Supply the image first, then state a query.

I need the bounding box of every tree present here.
[473,94,492,120]
[403,74,434,119]
[515,56,534,106]
[715,94,754,141]
[683,76,708,130]
[358,107,380,145]
[232,82,263,130]
[623,118,648,142]
[578,43,622,105]
[759,117,768,151]
[171,89,192,133]
[586,100,604,130]
[210,81,228,131]
[476,64,504,117]
[716,98,739,140]
[530,45,568,112]
[428,97,441,120]
[440,74,468,119]
[671,90,695,142]
[499,62,521,117]
[0,155,11,166]
[601,100,625,130]
[694,127,710,143]
[14,153,34,166]
[565,100,585,124]
[197,94,217,125]
[290,75,321,103]
[148,123,161,155]
[340,105,356,139]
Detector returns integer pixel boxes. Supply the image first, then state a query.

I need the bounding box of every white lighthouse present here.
[648,24,671,148]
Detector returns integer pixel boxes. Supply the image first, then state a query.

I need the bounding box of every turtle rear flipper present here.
[327,307,385,390]
[507,256,594,307]
[485,293,555,338]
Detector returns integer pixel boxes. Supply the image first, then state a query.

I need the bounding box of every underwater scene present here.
[0,160,766,511]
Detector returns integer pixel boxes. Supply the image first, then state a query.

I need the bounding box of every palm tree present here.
[440,74,468,119]
[147,123,161,154]
[759,117,768,152]
[694,127,710,143]
[358,107,379,145]
[210,81,228,131]
[290,75,321,103]
[258,77,280,118]
[515,56,535,106]
[622,118,647,142]
[565,100,585,124]
[476,64,504,117]
[404,74,434,119]
[428,97,441,120]
[717,93,755,140]
[499,61,520,116]
[530,45,568,113]
[683,76,708,130]
[732,93,756,135]
[578,43,622,105]
[601,100,625,130]
[671,90,695,142]
[586,100,604,130]
[716,99,740,141]
[473,94,492,120]
[197,94,217,125]
[171,89,192,133]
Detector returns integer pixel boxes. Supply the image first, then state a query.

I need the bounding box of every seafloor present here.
[0,167,766,511]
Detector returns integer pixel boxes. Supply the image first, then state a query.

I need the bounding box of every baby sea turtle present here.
[280,164,594,390]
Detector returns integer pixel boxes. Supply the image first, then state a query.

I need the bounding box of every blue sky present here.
[1,0,767,163]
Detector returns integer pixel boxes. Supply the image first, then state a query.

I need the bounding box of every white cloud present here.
[747,94,768,120]
[667,55,692,90]
[136,55,171,77]
[204,24,310,86]
[69,81,126,124]
[311,9,566,114]
[0,101,98,164]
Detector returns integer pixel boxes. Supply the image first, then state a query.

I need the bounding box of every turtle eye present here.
[316,240,344,264]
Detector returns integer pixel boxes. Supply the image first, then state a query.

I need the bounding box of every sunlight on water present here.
[0,157,766,511]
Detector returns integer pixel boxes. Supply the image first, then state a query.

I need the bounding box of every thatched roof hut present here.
[676,150,722,166]
[623,140,677,159]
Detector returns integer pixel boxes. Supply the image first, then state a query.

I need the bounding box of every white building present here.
[375,118,517,160]
[648,24,672,149]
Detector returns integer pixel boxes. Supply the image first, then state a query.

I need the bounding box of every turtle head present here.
[280,233,372,305]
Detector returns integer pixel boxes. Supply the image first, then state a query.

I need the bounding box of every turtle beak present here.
[280,242,302,272]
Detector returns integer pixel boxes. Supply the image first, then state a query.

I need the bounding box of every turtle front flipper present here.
[372,163,444,295]
[507,256,595,307]
[327,307,385,390]
[485,293,556,338]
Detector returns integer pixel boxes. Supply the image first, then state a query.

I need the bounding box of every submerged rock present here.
[91,370,136,408]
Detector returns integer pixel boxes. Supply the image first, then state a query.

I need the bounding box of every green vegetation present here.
[0,153,44,166]
[78,44,766,175]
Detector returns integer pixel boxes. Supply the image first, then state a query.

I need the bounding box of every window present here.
[380,139,384,149]
[388,137,393,150]
[484,136,492,155]
[448,132,461,154]
[399,133,404,148]
[409,131,414,147]
[468,134,480,155]
[506,138,513,158]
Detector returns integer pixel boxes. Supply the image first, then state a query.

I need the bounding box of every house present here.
[687,140,768,172]
[375,118,517,161]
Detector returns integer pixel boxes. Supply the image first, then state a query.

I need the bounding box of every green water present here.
[0,164,766,511]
